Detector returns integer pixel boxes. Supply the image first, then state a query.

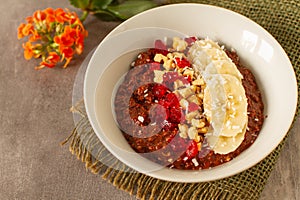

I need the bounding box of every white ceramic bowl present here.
[84,4,298,182]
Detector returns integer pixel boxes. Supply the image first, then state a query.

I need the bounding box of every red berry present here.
[155,39,167,51]
[184,37,197,46]
[168,106,182,123]
[165,93,180,108]
[175,57,191,68]
[163,72,180,83]
[170,136,187,152]
[188,102,200,112]
[178,75,190,85]
[149,62,161,71]
[152,84,168,99]
[185,140,198,159]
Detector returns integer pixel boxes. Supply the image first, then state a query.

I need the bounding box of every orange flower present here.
[18,8,88,70]
[74,28,85,54]
[54,34,74,47]
[44,8,55,23]
[28,30,41,42]
[36,61,55,70]
[47,52,60,63]
[18,23,34,39]
[36,52,60,70]
[55,8,76,24]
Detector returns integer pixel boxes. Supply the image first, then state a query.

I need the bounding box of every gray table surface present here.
[1,0,299,199]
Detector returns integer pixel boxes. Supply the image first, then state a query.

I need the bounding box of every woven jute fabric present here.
[63,1,300,200]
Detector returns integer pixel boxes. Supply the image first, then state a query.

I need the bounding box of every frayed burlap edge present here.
[61,99,296,200]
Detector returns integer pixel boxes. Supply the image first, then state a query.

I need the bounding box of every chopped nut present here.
[154,53,175,70]
[180,98,189,109]
[172,52,185,59]
[179,131,188,139]
[178,124,188,133]
[185,111,199,121]
[199,121,206,128]
[188,95,200,104]
[178,87,194,98]
[198,127,208,134]
[154,53,167,63]
[163,59,174,70]
[197,142,202,151]
[197,93,204,100]
[191,119,205,128]
[183,69,194,77]
[192,78,205,86]
[173,90,181,98]
[194,135,201,142]
[190,85,198,92]
[188,127,197,140]
[173,37,188,51]
[174,79,184,90]
[153,70,165,83]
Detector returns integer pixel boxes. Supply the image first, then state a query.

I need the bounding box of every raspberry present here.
[170,136,187,152]
[155,39,167,51]
[152,84,168,99]
[165,93,180,108]
[175,57,191,68]
[149,62,161,71]
[163,71,180,83]
[188,102,200,112]
[185,140,198,159]
[168,106,182,123]
[184,37,197,46]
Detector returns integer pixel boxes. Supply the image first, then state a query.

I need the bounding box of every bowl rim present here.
[84,3,298,182]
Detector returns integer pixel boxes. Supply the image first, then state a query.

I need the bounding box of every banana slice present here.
[205,60,243,81]
[206,125,247,154]
[188,39,243,81]
[203,74,247,137]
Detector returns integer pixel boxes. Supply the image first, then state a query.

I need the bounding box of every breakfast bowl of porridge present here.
[83,4,297,182]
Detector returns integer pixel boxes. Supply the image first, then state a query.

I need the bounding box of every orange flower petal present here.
[44,8,55,23]
[29,30,41,42]
[26,16,33,24]
[21,24,34,37]
[47,52,60,64]
[33,10,46,21]
[17,23,26,39]
[63,57,72,68]
[22,42,33,60]
[36,61,55,69]
[62,47,74,58]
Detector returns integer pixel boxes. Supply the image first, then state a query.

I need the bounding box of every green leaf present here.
[93,10,119,21]
[107,0,157,20]
[69,0,90,9]
[90,0,114,10]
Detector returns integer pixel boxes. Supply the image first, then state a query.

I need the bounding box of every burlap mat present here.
[62,1,300,199]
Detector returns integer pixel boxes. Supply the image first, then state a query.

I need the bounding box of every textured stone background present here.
[0,0,298,199]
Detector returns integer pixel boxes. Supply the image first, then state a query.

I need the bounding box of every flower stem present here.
[80,10,89,22]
